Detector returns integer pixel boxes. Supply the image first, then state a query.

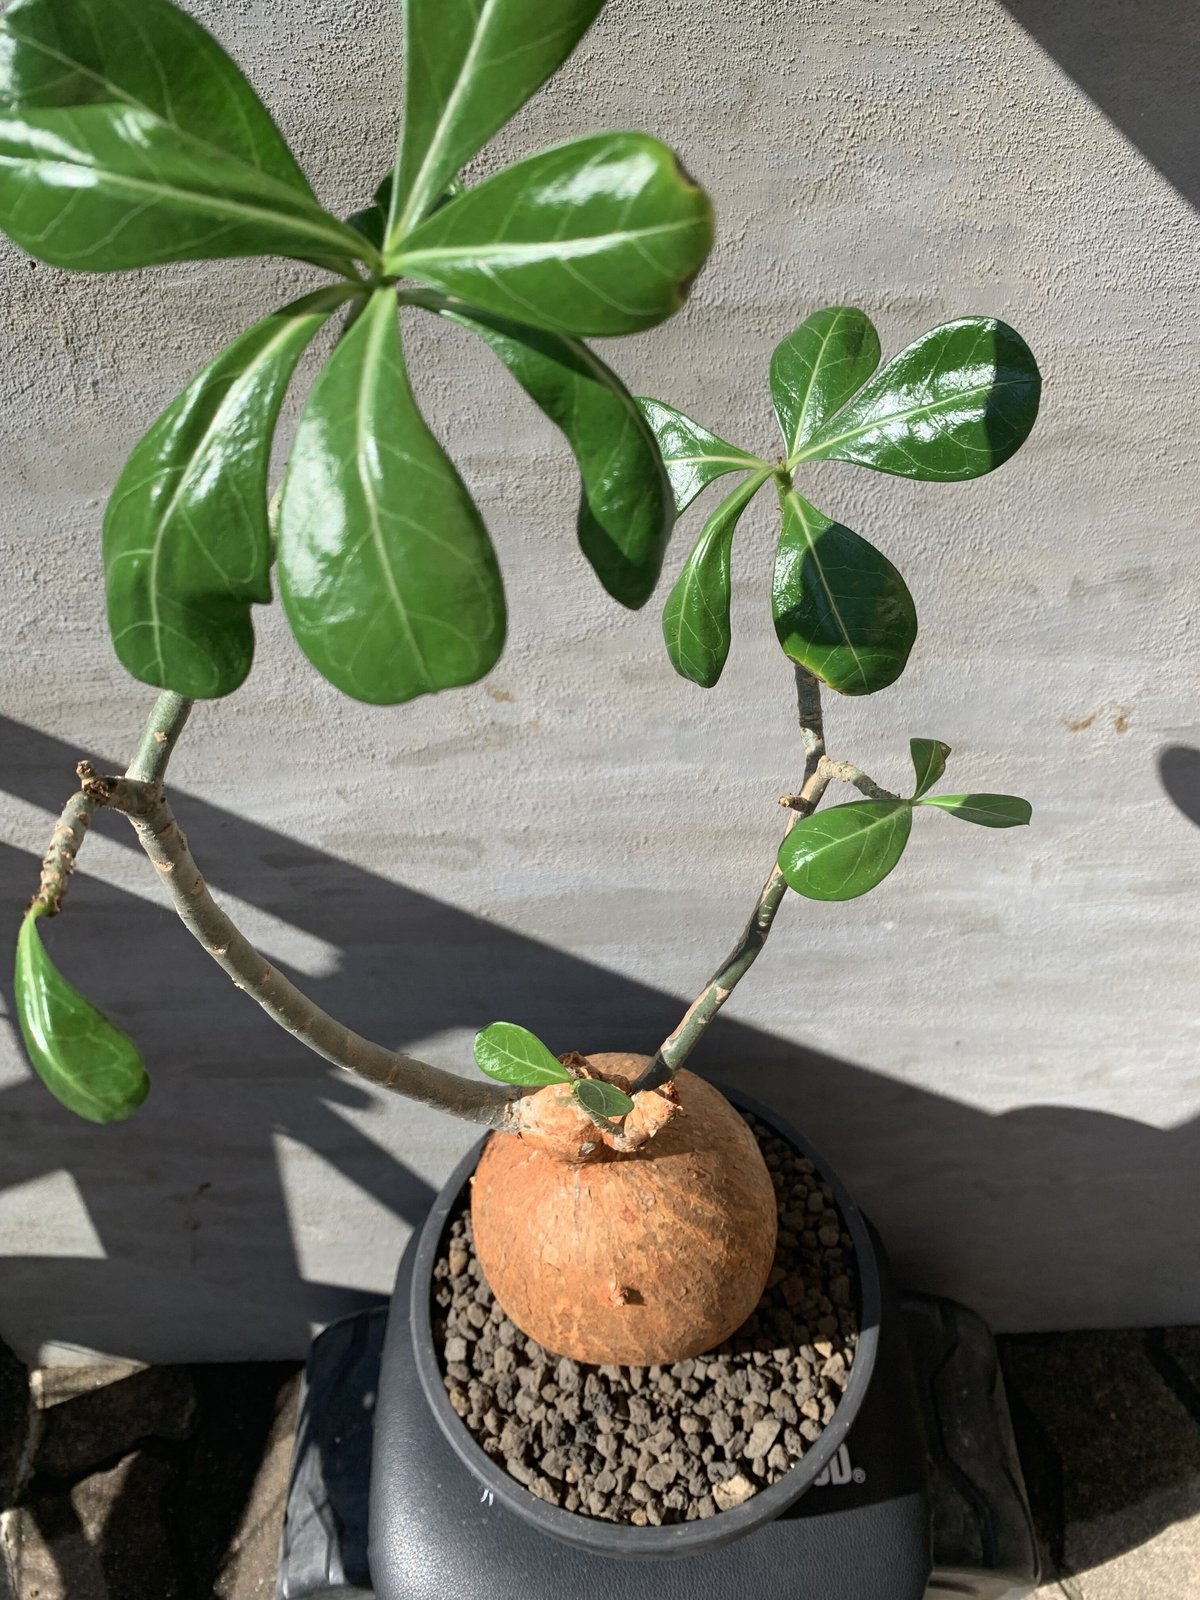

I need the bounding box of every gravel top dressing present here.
[432,1112,859,1525]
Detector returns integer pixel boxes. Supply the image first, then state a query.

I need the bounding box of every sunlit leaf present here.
[448,307,673,608]
[0,0,369,270]
[474,1021,572,1087]
[770,306,880,455]
[104,287,355,699]
[663,470,769,687]
[772,487,916,696]
[917,793,1032,827]
[636,398,763,516]
[909,737,951,798]
[278,288,506,705]
[387,0,605,240]
[777,801,913,901]
[388,132,714,336]
[795,318,1041,481]
[574,1077,635,1119]
[15,907,149,1123]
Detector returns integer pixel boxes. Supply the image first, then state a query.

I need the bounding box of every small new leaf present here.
[637,398,764,516]
[473,1022,573,1087]
[15,907,150,1123]
[917,794,1032,828]
[663,470,770,687]
[778,801,913,901]
[909,738,951,799]
[795,318,1041,481]
[574,1077,635,1120]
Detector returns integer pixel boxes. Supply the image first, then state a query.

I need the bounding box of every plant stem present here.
[39,694,518,1130]
[633,667,829,1092]
[819,760,898,802]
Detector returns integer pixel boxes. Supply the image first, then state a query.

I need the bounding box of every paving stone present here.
[34,1367,196,1481]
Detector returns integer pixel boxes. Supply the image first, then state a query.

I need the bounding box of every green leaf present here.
[278,287,506,705]
[574,1077,635,1120]
[663,469,770,687]
[777,801,913,901]
[104,287,355,700]
[349,172,464,253]
[917,793,1032,827]
[15,906,149,1123]
[772,488,916,696]
[910,737,951,798]
[387,0,605,241]
[388,133,714,336]
[636,398,764,516]
[0,0,371,271]
[0,0,311,191]
[770,306,880,455]
[474,1021,572,1087]
[794,318,1041,481]
[446,307,674,608]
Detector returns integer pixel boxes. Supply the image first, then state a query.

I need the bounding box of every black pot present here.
[408,1082,883,1559]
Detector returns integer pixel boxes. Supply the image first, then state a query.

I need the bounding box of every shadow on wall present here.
[998,0,1200,211]
[1,714,1198,1367]
[1160,745,1200,830]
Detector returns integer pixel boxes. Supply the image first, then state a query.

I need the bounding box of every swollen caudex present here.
[470,1054,778,1366]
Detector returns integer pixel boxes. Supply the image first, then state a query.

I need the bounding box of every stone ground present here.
[2,1328,1198,1598]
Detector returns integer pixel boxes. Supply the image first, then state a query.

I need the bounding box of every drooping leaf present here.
[663,470,770,687]
[388,133,714,336]
[917,794,1032,827]
[794,318,1041,481]
[15,906,149,1123]
[636,398,764,516]
[772,488,916,696]
[474,1021,572,1087]
[770,306,880,456]
[387,0,606,241]
[909,737,951,798]
[447,307,674,608]
[777,801,913,901]
[104,286,355,699]
[0,0,371,271]
[574,1077,635,1119]
[278,287,506,705]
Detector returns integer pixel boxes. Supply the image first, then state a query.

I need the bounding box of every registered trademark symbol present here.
[852,1467,866,1484]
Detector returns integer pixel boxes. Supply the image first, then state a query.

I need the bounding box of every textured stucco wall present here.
[1,0,1197,1361]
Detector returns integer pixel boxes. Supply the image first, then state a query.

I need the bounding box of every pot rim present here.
[410,1075,882,1559]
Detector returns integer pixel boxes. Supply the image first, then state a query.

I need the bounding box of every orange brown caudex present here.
[470,1053,778,1366]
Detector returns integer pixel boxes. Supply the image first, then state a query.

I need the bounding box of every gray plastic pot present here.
[409,1081,882,1559]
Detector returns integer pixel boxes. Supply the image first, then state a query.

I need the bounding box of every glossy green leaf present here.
[388,133,714,336]
[474,1021,572,1087]
[636,398,764,516]
[777,801,913,902]
[910,737,951,798]
[772,488,916,696]
[574,1077,635,1119]
[663,469,770,688]
[770,306,880,455]
[349,172,463,253]
[0,0,370,271]
[0,0,311,190]
[917,794,1032,827]
[447,307,674,608]
[278,288,505,705]
[795,318,1041,481]
[15,906,149,1123]
[387,0,605,241]
[104,287,355,699]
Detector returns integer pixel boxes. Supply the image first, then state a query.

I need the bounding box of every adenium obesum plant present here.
[5,0,1040,1367]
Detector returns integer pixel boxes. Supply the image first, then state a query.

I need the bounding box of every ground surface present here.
[2,1328,1198,1597]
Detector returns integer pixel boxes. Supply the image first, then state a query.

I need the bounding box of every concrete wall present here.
[1,0,1196,1362]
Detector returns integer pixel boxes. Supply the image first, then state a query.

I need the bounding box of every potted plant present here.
[3,0,1039,1552]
